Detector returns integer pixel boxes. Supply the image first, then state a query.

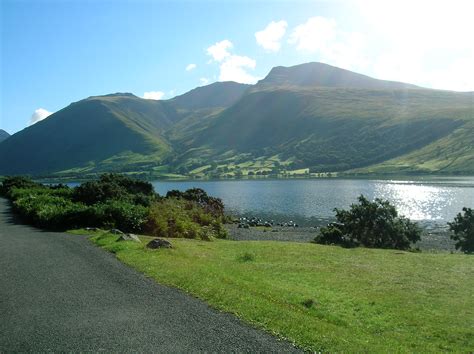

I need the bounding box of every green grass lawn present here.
[72,230,474,352]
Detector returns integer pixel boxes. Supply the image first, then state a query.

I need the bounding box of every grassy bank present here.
[73,229,474,352]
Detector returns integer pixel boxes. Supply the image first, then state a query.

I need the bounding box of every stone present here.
[146,238,172,249]
[110,229,124,235]
[117,233,141,242]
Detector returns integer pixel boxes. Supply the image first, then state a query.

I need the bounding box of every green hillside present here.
[177,86,472,174]
[0,62,472,177]
[350,120,474,175]
[0,94,175,175]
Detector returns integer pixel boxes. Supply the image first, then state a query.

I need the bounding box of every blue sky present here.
[1,0,473,134]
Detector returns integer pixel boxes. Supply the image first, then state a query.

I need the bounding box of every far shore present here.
[28,173,474,185]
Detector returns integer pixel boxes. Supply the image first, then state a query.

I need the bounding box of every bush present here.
[1,176,40,197]
[13,194,89,230]
[165,188,225,217]
[448,207,474,254]
[72,173,156,206]
[315,195,421,250]
[3,174,227,238]
[145,198,227,240]
[91,201,148,233]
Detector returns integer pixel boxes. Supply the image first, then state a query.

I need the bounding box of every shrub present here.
[448,207,474,254]
[72,173,156,206]
[1,176,40,197]
[165,188,225,217]
[315,195,421,250]
[13,194,89,230]
[91,201,148,233]
[4,174,227,238]
[145,198,227,240]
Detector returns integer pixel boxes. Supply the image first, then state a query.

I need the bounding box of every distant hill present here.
[0,130,9,143]
[0,62,473,177]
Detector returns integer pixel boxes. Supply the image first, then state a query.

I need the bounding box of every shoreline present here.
[226,224,457,252]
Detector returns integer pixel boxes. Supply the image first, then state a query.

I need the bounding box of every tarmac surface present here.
[0,198,299,352]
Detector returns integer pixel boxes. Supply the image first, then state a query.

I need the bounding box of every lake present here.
[152,177,474,230]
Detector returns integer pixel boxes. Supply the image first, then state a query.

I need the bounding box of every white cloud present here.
[206,40,233,62]
[142,91,165,100]
[355,0,474,90]
[428,54,474,91]
[218,55,259,84]
[185,63,197,71]
[29,108,53,125]
[200,77,210,85]
[289,17,337,53]
[206,40,259,84]
[288,16,369,72]
[283,3,474,91]
[255,20,288,52]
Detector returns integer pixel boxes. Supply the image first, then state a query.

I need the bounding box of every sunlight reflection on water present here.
[374,182,450,220]
[152,177,474,226]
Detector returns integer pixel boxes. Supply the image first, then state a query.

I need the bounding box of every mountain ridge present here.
[0,62,472,177]
[256,62,421,90]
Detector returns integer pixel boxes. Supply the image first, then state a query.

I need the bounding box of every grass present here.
[72,229,474,352]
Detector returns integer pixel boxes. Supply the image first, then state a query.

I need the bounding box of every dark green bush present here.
[315,195,421,250]
[91,201,148,232]
[1,176,40,197]
[3,174,227,238]
[13,194,89,230]
[72,173,156,206]
[448,207,474,254]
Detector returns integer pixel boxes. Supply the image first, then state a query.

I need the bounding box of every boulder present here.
[117,233,141,243]
[147,238,172,249]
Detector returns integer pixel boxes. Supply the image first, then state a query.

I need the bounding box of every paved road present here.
[0,199,298,352]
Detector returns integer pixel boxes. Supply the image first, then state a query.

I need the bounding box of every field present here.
[72,229,474,352]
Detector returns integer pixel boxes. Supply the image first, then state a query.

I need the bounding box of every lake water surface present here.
[152,177,474,229]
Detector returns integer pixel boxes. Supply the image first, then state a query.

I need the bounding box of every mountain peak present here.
[258,62,419,90]
[0,129,10,143]
[85,93,138,101]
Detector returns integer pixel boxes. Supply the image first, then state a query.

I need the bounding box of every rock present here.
[117,233,141,243]
[110,229,124,235]
[147,238,172,249]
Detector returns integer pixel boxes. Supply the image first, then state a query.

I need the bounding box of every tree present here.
[315,195,421,250]
[448,208,474,254]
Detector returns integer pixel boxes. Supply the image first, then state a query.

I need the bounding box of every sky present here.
[1,0,473,134]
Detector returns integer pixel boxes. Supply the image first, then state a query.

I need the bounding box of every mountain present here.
[0,130,9,143]
[180,86,472,173]
[0,93,178,175]
[0,62,472,177]
[256,62,419,90]
[169,81,250,110]
[0,83,249,176]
